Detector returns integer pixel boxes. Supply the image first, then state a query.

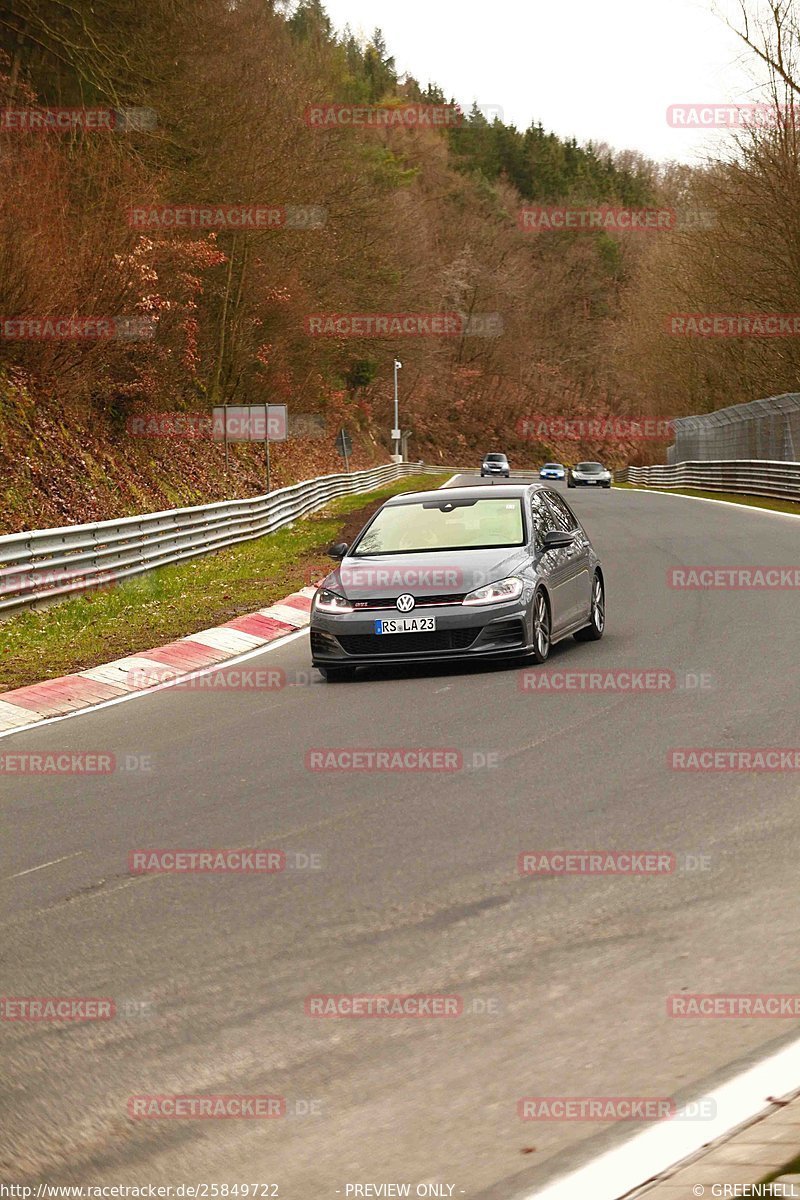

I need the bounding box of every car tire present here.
[318,665,357,682]
[574,572,605,642]
[530,588,551,663]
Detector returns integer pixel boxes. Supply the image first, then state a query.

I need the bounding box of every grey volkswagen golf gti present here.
[309,483,605,681]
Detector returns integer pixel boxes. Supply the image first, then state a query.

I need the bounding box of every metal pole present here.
[224,403,229,473]
[265,406,271,493]
[393,359,402,460]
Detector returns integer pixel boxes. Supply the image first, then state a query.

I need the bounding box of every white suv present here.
[480,453,510,478]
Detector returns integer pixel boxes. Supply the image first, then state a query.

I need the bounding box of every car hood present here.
[321,547,530,600]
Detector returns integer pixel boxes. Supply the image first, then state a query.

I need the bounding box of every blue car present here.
[539,462,566,480]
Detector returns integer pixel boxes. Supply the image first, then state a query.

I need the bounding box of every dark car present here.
[480,452,510,478]
[567,461,612,488]
[310,483,605,680]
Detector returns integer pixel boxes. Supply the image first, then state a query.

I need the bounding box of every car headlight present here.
[462,576,524,606]
[315,588,354,614]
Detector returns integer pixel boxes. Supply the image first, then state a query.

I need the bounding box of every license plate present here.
[374,617,436,634]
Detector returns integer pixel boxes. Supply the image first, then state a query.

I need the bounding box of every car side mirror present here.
[542,530,575,551]
[328,542,349,560]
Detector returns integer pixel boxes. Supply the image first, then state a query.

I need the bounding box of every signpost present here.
[212,404,288,492]
[335,428,352,473]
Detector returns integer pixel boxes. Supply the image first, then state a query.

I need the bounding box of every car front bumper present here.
[310,600,530,666]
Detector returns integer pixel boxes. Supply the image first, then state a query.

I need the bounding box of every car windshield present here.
[485,454,506,462]
[544,463,562,469]
[352,498,526,555]
[576,462,604,472]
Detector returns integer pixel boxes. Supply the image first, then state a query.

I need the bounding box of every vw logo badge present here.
[396,594,416,613]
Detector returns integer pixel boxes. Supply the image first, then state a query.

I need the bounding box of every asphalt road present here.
[2,477,800,1197]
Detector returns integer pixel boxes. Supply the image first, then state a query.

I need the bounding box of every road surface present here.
[2,477,799,1197]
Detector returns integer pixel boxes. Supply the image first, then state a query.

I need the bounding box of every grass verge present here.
[0,473,448,692]
[615,481,800,517]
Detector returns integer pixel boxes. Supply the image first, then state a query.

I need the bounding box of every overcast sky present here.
[320,0,770,164]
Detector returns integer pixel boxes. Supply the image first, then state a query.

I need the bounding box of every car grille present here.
[351,594,466,610]
[337,629,479,656]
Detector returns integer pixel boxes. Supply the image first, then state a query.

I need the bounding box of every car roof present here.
[385,483,549,506]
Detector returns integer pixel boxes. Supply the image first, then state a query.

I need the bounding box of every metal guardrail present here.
[0,462,449,614]
[617,459,800,503]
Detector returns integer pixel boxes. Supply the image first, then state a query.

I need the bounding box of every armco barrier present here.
[617,459,800,503]
[0,462,450,614]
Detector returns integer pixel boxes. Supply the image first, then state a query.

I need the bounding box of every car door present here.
[530,491,572,635]
[545,490,593,625]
